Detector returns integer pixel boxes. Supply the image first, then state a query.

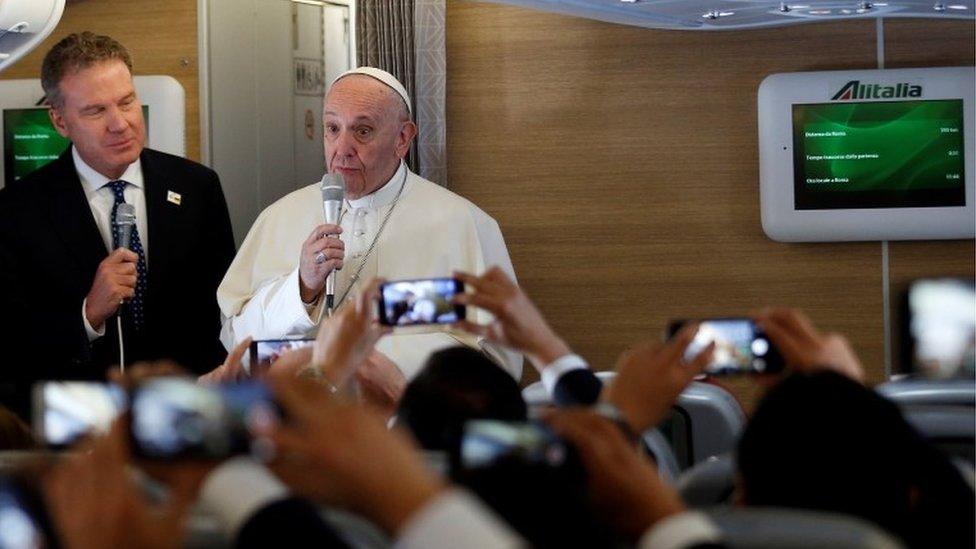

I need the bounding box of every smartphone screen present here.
[129,378,276,460]
[906,278,976,379]
[670,318,784,375]
[32,381,127,448]
[378,277,465,327]
[0,478,50,549]
[249,339,314,368]
[459,420,569,470]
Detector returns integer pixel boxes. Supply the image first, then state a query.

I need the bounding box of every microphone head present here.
[320,172,345,203]
[114,203,136,250]
[114,203,136,226]
[321,172,345,225]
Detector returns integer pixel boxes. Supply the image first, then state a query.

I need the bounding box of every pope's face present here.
[323,76,416,200]
[49,60,146,180]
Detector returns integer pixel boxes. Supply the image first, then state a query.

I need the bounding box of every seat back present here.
[641,428,682,482]
[706,507,905,549]
[877,380,975,466]
[901,404,975,466]
[525,374,745,470]
[673,381,746,468]
[876,379,975,407]
[676,453,736,506]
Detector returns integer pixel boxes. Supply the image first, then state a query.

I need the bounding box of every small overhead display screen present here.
[2,108,70,184]
[791,99,965,210]
[3,106,150,186]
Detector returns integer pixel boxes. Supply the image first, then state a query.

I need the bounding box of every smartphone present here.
[669,318,784,376]
[31,381,127,448]
[377,277,465,327]
[249,338,314,367]
[0,477,51,549]
[903,278,976,379]
[458,420,571,471]
[129,378,277,460]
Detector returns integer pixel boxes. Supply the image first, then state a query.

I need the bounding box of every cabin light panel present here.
[478,0,975,30]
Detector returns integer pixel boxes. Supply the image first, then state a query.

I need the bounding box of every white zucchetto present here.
[331,66,412,115]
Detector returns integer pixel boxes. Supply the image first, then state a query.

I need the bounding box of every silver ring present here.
[314,251,326,264]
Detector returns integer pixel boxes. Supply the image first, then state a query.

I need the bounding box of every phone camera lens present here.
[751,337,770,356]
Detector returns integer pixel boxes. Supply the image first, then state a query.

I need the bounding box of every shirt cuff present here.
[540,354,589,398]
[81,298,105,342]
[197,456,290,536]
[394,488,525,549]
[638,511,722,549]
[286,267,323,328]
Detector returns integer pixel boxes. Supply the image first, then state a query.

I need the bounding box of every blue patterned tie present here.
[107,181,147,330]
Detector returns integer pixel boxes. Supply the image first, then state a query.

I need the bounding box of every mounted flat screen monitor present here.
[758,67,974,242]
[3,106,149,185]
[0,76,185,189]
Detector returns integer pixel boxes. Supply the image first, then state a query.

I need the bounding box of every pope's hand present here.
[299,223,344,303]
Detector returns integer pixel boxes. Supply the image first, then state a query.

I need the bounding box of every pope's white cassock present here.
[217,162,522,380]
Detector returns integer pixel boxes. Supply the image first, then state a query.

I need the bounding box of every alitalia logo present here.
[831,80,922,101]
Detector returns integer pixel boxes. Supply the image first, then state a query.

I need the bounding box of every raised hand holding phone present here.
[452,267,572,370]
[754,308,864,382]
[603,324,715,434]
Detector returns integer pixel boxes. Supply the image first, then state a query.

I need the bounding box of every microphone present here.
[112,202,137,373]
[114,203,136,250]
[320,172,345,313]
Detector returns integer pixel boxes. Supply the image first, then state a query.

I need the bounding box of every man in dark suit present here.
[0,32,235,416]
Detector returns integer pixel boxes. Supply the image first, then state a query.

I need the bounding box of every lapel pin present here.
[167,191,182,206]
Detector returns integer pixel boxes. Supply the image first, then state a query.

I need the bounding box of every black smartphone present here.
[377,277,465,327]
[669,318,784,376]
[31,381,127,448]
[902,278,976,379]
[458,420,571,471]
[129,378,277,460]
[0,476,52,548]
[249,338,315,368]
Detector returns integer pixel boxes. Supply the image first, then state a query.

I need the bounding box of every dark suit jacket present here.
[0,148,235,415]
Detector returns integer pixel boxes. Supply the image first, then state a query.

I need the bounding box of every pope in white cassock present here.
[216,67,522,381]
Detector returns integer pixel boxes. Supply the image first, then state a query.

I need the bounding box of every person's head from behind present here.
[737,371,974,548]
[324,69,416,199]
[457,442,617,548]
[396,346,526,452]
[41,32,146,180]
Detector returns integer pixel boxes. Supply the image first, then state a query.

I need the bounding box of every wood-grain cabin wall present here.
[1,2,971,407]
[445,3,975,404]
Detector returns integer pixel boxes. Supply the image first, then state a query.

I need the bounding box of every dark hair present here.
[458,453,618,548]
[738,371,974,548]
[41,32,133,108]
[396,346,526,452]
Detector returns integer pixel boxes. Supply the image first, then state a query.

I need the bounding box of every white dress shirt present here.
[73,147,147,341]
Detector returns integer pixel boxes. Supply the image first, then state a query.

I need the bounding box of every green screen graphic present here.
[3,106,149,187]
[792,100,965,210]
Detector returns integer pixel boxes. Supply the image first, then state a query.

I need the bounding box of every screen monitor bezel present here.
[758,66,974,242]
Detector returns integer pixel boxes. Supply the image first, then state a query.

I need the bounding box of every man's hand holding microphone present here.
[84,248,139,331]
